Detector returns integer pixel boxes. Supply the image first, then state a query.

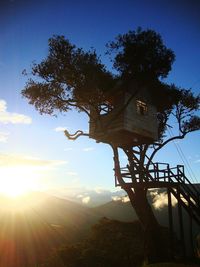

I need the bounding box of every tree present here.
[22,28,200,263]
[40,218,147,267]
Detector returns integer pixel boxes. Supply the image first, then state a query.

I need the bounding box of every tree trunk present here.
[112,146,170,263]
[125,185,170,263]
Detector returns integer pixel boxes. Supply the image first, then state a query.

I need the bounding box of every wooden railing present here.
[114,160,200,225]
[115,162,186,185]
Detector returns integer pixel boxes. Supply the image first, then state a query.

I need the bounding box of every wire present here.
[167,128,199,184]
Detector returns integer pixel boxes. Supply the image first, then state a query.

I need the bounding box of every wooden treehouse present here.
[89,85,158,147]
[89,84,200,258]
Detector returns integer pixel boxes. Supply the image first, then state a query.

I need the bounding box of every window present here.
[136,100,148,115]
[99,102,114,115]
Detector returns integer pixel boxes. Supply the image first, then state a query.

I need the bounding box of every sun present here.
[0,166,40,197]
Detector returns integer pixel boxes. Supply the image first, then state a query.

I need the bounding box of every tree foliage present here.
[22,35,114,116]
[22,28,200,144]
[40,219,145,267]
[40,218,173,267]
[106,28,175,81]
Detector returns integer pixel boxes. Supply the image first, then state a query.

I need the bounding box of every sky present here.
[0,0,199,204]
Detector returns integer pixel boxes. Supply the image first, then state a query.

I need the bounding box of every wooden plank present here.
[116,181,180,189]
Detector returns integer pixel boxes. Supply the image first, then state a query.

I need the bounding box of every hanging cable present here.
[168,128,196,183]
[167,128,199,184]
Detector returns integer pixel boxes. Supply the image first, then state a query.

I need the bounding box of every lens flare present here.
[0,166,40,197]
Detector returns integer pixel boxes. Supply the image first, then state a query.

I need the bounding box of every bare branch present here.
[64,130,89,140]
[146,132,186,168]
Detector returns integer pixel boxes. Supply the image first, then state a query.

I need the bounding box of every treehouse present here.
[89,85,158,147]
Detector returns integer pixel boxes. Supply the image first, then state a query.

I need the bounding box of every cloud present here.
[74,188,125,206]
[94,187,108,194]
[112,196,122,201]
[0,132,9,143]
[122,196,130,203]
[47,186,126,206]
[76,194,83,198]
[0,99,32,124]
[0,153,67,169]
[112,195,130,203]
[64,147,73,151]
[82,147,94,152]
[82,196,90,204]
[54,126,66,132]
[67,171,78,176]
[150,190,177,210]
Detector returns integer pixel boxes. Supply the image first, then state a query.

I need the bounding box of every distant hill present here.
[0,192,100,267]
[93,199,138,221]
[0,189,199,266]
[92,196,200,257]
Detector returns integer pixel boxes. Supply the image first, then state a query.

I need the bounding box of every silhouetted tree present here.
[40,219,146,267]
[22,28,200,263]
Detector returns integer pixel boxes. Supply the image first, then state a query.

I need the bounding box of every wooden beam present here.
[168,189,174,259]
[177,187,186,258]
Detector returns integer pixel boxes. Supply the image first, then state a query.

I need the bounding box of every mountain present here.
[93,197,200,257]
[0,192,100,267]
[0,189,199,267]
[93,199,138,221]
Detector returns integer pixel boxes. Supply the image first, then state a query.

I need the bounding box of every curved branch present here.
[64,129,89,140]
[67,101,91,118]
[146,133,186,168]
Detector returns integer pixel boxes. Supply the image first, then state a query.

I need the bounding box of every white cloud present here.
[112,196,122,201]
[47,186,126,206]
[82,196,90,204]
[112,195,130,203]
[67,171,78,176]
[122,196,130,203]
[0,132,9,143]
[0,100,6,112]
[82,147,94,152]
[0,99,32,124]
[0,153,67,169]
[54,126,66,132]
[77,194,83,198]
[151,190,177,210]
[64,147,73,151]
[94,187,107,194]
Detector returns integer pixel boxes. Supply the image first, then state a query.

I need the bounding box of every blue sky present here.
[0,0,199,203]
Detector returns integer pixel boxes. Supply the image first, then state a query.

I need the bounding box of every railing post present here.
[177,187,186,258]
[167,164,170,183]
[168,188,174,259]
[156,163,158,181]
[182,165,185,183]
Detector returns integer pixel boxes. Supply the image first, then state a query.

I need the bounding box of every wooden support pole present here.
[168,188,174,259]
[189,204,194,257]
[177,187,186,258]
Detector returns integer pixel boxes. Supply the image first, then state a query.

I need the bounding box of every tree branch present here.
[146,133,186,168]
[49,92,92,118]
[64,130,89,140]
